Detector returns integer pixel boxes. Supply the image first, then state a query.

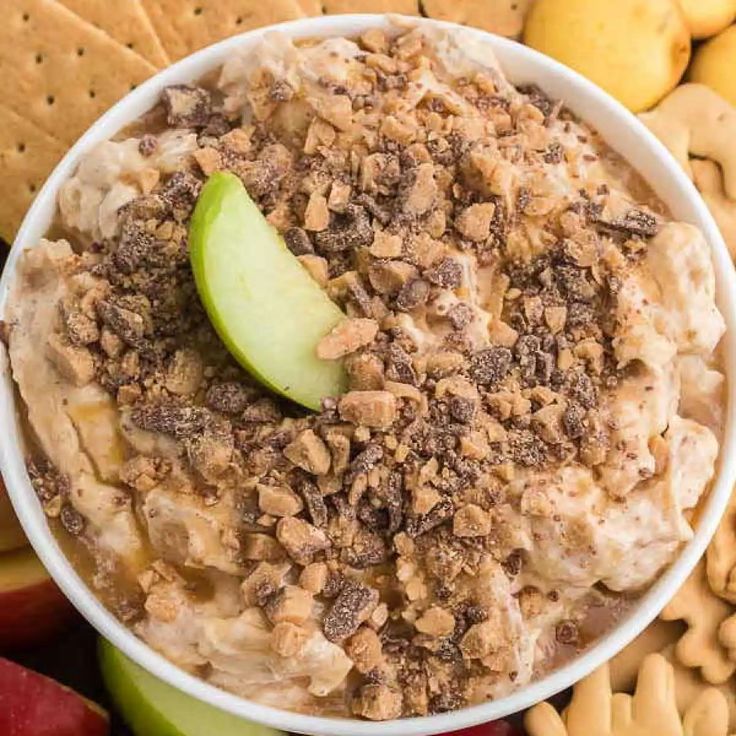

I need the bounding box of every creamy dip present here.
[6,21,725,720]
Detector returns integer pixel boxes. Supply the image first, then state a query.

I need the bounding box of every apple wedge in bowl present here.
[189,171,347,411]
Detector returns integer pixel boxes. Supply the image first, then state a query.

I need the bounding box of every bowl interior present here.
[1,14,735,736]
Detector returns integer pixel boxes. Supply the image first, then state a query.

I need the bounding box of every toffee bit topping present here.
[96,300,146,348]
[469,347,512,387]
[315,204,372,253]
[555,619,580,646]
[405,497,455,538]
[349,443,384,477]
[297,478,329,528]
[562,402,586,439]
[276,516,330,566]
[449,395,475,423]
[341,527,388,568]
[284,227,314,256]
[384,471,404,533]
[592,208,659,239]
[27,458,70,504]
[161,84,211,128]
[352,683,403,721]
[396,278,430,311]
[508,429,548,467]
[159,171,202,216]
[339,390,397,428]
[242,398,281,423]
[60,305,99,346]
[322,570,346,599]
[425,257,463,289]
[453,504,491,537]
[519,83,557,119]
[429,692,465,714]
[60,504,85,536]
[447,303,474,331]
[566,371,598,409]
[205,382,256,414]
[283,429,331,476]
[138,134,158,157]
[543,141,563,164]
[263,585,313,626]
[130,404,210,439]
[323,580,379,642]
[384,343,417,385]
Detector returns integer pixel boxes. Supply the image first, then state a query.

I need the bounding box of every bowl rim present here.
[2,13,736,736]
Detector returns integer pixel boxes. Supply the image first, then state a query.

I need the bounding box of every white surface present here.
[1,14,736,736]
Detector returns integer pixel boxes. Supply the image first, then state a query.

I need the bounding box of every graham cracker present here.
[421,0,533,37]
[140,0,190,62]
[296,0,324,15]
[323,0,417,12]
[0,104,66,241]
[142,0,308,62]
[0,0,156,146]
[57,0,170,67]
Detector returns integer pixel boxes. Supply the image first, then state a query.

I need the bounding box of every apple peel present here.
[189,171,347,411]
[99,638,282,736]
[0,657,108,736]
[0,546,76,650]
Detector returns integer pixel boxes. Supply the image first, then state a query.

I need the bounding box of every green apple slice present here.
[99,638,283,736]
[189,171,347,411]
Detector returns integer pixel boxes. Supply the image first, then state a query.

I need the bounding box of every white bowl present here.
[1,13,735,736]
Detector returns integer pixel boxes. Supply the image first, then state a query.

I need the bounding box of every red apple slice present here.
[0,657,108,735]
[445,722,523,736]
[0,475,28,552]
[0,547,76,649]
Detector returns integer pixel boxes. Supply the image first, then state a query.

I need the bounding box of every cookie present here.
[57,0,170,67]
[140,0,188,61]
[707,482,736,603]
[678,0,736,40]
[421,0,533,37]
[0,104,66,241]
[682,687,732,736]
[0,0,156,145]
[639,105,692,176]
[660,643,736,731]
[323,0,418,13]
[639,83,736,200]
[610,625,736,732]
[660,559,736,684]
[689,24,736,107]
[691,159,736,260]
[141,0,307,62]
[295,0,324,15]
[719,612,736,661]
[525,655,682,735]
[525,653,734,736]
[609,618,685,692]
